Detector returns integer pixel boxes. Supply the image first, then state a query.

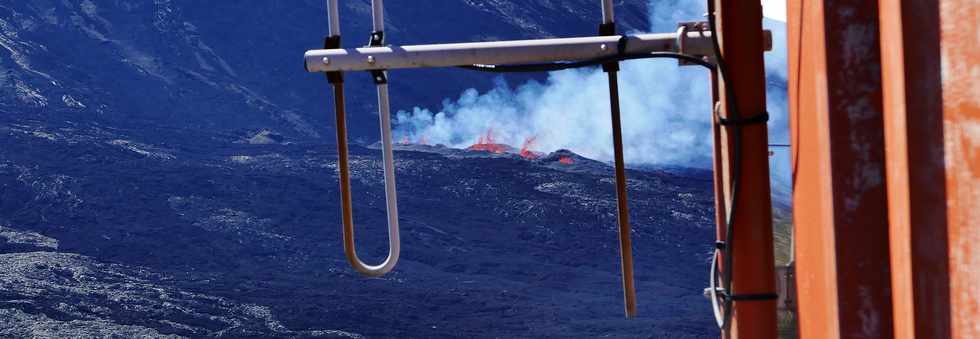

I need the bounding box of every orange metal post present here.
[787,1,895,338]
[879,0,980,338]
[712,1,777,338]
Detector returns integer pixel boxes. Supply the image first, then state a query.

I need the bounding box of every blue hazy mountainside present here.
[0,0,773,337]
[0,0,649,140]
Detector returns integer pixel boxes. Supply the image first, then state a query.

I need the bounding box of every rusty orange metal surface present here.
[879,1,980,338]
[939,4,980,338]
[788,1,895,338]
[712,1,777,338]
[878,1,950,338]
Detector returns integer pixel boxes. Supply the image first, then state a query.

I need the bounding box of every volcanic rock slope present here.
[0,0,725,338]
[1,118,718,337]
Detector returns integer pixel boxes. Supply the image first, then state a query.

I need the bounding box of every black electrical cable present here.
[704,0,754,332]
[458,51,715,73]
[706,3,739,332]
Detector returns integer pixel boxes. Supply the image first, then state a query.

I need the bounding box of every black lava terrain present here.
[1,118,719,338]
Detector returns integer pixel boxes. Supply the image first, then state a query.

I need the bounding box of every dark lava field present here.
[1,118,718,337]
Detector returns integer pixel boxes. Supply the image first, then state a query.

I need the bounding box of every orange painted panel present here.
[788,0,894,338]
[939,2,980,338]
[879,1,979,337]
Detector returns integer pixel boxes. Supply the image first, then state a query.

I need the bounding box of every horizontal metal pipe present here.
[305,31,722,72]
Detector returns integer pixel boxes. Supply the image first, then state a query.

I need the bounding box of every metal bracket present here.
[598,22,619,73]
[677,21,713,67]
[371,71,388,84]
[323,35,344,83]
[368,30,384,47]
[367,31,388,84]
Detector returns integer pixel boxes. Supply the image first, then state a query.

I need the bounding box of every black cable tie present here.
[598,22,617,36]
[715,241,726,250]
[368,31,384,47]
[323,35,344,84]
[370,70,388,84]
[323,35,341,50]
[718,111,769,126]
[598,22,620,73]
[726,292,779,302]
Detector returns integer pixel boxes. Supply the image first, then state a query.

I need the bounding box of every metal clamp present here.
[367,30,388,84]
[598,22,619,73]
[677,21,712,66]
[323,35,344,84]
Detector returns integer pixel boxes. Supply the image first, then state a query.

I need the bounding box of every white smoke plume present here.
[393,1,790,176]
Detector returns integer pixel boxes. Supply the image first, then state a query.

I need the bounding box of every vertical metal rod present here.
[333,85,357,270]
[326,0,362,274]
[371,0,402,276]
[599,0,636,319]
[371,0,384,31]
[601,0,615,24]
[607,72,637,318]
[327,0,340,36]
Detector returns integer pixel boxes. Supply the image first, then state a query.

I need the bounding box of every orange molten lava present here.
[418,135,428,145]
[559,155,574,165]
[467,128,507,154]
[519,136,539,160]
[398,136,410,145]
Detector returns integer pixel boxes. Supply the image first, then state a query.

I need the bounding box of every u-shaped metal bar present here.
[327,0,400,277]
